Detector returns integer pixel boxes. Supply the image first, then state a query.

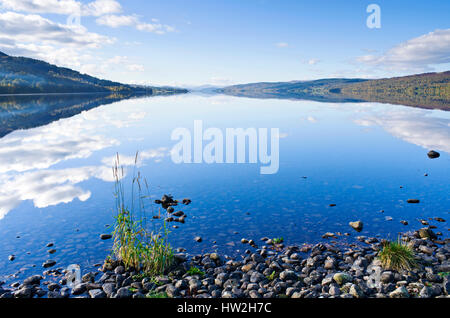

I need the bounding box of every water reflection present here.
[0,94,449,282]
[0,93,152,138]
[0,94,171,218]
[0,95,449,220]
[354,106,450,153]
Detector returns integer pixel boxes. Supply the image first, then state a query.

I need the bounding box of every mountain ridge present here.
[219,71,450,110]
[0,51,187,95]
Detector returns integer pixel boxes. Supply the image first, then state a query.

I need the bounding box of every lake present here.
[0,93,449,283]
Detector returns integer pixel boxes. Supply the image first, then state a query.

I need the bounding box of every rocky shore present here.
[1,227,449,299]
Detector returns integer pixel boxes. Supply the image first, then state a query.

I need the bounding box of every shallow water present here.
[0,93,449,282]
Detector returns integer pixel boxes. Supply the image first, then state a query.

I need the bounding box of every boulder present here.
[349,221,363,232]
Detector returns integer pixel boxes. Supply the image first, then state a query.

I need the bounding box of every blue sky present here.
[0,0,449,86]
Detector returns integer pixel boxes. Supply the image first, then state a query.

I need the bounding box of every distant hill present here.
[219,72,450,110]
[0,51,187,95]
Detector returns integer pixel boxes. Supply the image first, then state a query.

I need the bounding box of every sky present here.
[0,0,449,87]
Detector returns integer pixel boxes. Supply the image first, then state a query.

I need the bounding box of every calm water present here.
[0,93,449,282]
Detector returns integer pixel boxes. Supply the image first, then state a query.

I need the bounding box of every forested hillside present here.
[0,51,187,95]
[220,72,450,110]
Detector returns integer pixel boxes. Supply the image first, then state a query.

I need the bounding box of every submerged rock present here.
[322,233,336,239]
[427,150,440,159]
[349,221,363,232]
[172,211,184,217]
[43,260,57,268]
[418,228,437,240]
[14,287,33,298]
[23,275,42,286]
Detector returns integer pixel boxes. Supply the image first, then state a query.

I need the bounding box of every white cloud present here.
[275,42,289,48]
[127,64,145,72]
[96,14,175,34]
[0,2,173,75]
[96,14,138,28]
[357,29,450,71]
[136,21,176,34]
[0,0,81,15]
[0,0,122,16]
[0,11,116,71]
[307,58,320,65]
[0,12,114,47]
[80,55,145,77]
[82,0,122,16]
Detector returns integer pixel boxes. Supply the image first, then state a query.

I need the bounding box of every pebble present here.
[42,260,57,268]
[3,226,449,300]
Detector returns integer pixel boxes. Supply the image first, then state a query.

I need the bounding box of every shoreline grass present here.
[378,239,418,272]
[111,153,174,276]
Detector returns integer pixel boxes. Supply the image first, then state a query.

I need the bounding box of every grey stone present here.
[166,284,179,297]
[42,260,57,268]
[280,270,298,281]
[380,271,394,284]
[349,284,365,298]
[389,286,410,298]
[250,272,265,283]
[89,289,106,298]
[116,287,133,298]
[23,275,43,286]
[72,283,88,295]
[333,273,353,285]
[47,283,61,291]
[14,287,33,298]
[102,283,116,296]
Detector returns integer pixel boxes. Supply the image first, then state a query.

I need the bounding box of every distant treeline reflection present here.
[0,92,149,138]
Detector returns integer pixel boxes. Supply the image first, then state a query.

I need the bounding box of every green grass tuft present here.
[273,237,284,244]
[146,292,169,298]
[267,271,277,281]
[112,153,174,277]
[378,239,417,271]
[186,266,205,277]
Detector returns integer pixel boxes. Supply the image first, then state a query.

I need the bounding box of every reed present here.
[111,153,174,276]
